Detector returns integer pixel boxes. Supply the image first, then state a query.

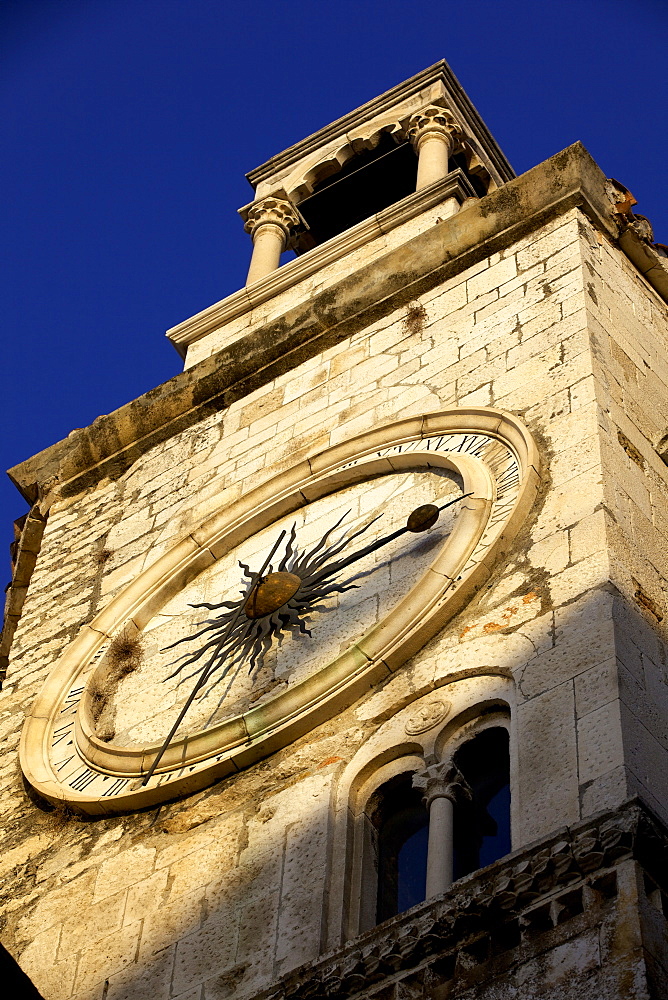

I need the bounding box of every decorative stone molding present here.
[413,760,472,808]
[253,799,667,1000]
[286,118,406,204]
[407,105,462,152]
[241,196,302,285]
[242,196,301,243]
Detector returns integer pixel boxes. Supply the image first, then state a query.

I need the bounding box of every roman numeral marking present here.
[488,504,516,525]
[60,685,85,715]
[89,645,109,666]
[102,778,129,797]
[53,755,75,772]
[51,723,74,747]
[496,478,520,497]
[426,435,452,451]
[497,465,520,482]
[69,768,97,792]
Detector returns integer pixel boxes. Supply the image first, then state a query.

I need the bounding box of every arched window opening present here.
[295,133,418,251]
[452,726,511,880]
[373,772,429,923]
[352,720,512,937]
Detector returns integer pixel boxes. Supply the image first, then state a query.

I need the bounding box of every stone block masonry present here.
[1,144,668,999]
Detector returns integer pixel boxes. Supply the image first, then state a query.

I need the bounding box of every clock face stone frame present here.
[20,406,539,816]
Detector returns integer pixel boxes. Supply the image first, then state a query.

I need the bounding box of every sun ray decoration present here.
[162,510,384,698]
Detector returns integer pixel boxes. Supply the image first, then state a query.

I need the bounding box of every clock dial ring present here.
[78,446,491,773]
[20,407,539,815]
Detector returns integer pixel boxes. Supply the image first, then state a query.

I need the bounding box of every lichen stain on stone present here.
[91,628,144,741]
[459,592,540,640]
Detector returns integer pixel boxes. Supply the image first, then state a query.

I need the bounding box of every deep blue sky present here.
[2,0,667,570]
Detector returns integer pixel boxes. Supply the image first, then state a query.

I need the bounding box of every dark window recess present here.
[374,772,429,923]
[296,134,417,250]
[449,151,488,198]
[0,943,45,999]
[452,727,511,880]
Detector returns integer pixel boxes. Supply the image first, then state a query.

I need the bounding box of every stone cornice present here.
[618,224,668,302]
[253,799,667,1000]
[0,505,47,683]
[245,61,515,191]
[7,143,640,506]
[168,170,476,353]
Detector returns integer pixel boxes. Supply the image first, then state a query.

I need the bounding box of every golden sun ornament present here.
[146,496,470,784]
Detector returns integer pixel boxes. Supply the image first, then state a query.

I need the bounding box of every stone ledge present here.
[8,142,618,506]
[0,505,47,683]
[252,798,667,1000]
[168,170,476,355]
[169,140,619,359]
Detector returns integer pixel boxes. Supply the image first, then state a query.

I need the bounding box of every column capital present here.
[242,196,301,243]
[407,105,462,151]
[413,760,472,809]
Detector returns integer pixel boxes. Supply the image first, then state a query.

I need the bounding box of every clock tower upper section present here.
[166,61,514,367]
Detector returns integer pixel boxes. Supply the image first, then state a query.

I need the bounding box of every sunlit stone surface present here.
[105,469,461,745]
[4,64,668,1000]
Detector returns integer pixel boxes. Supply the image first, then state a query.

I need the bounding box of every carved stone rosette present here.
[404,698,450,735]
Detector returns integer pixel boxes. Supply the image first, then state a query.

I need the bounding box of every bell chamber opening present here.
[452,727,511,881]
[294,134,418,251]
[373,772,430,923]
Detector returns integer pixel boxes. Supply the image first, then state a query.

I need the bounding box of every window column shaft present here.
[408,105,462,218]
[425,792,454,896]
[246,223,286,285]
[242,196,301,285]
[414,761,472,900]
[415,132,452,190]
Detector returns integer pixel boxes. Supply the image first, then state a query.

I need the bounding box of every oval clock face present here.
[20,407,539,815]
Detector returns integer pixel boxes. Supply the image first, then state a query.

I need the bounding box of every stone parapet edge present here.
[168,170,476,353]
[252,797,667,1000]
[8,142,619,506]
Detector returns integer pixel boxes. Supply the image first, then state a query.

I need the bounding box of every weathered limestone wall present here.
[584,232,668,823]
[1,203,666,1000]
[182,187,462,369]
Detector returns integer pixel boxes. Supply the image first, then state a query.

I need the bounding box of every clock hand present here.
[150,490,474,737]
[142,528,287,785]
[312,492,474,585]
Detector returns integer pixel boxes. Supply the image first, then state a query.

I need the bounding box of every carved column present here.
[413,761,472,898]
[243,196,301,285]
[408,106,461,194]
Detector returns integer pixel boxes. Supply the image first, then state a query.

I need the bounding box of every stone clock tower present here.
[2,60,668,1000]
